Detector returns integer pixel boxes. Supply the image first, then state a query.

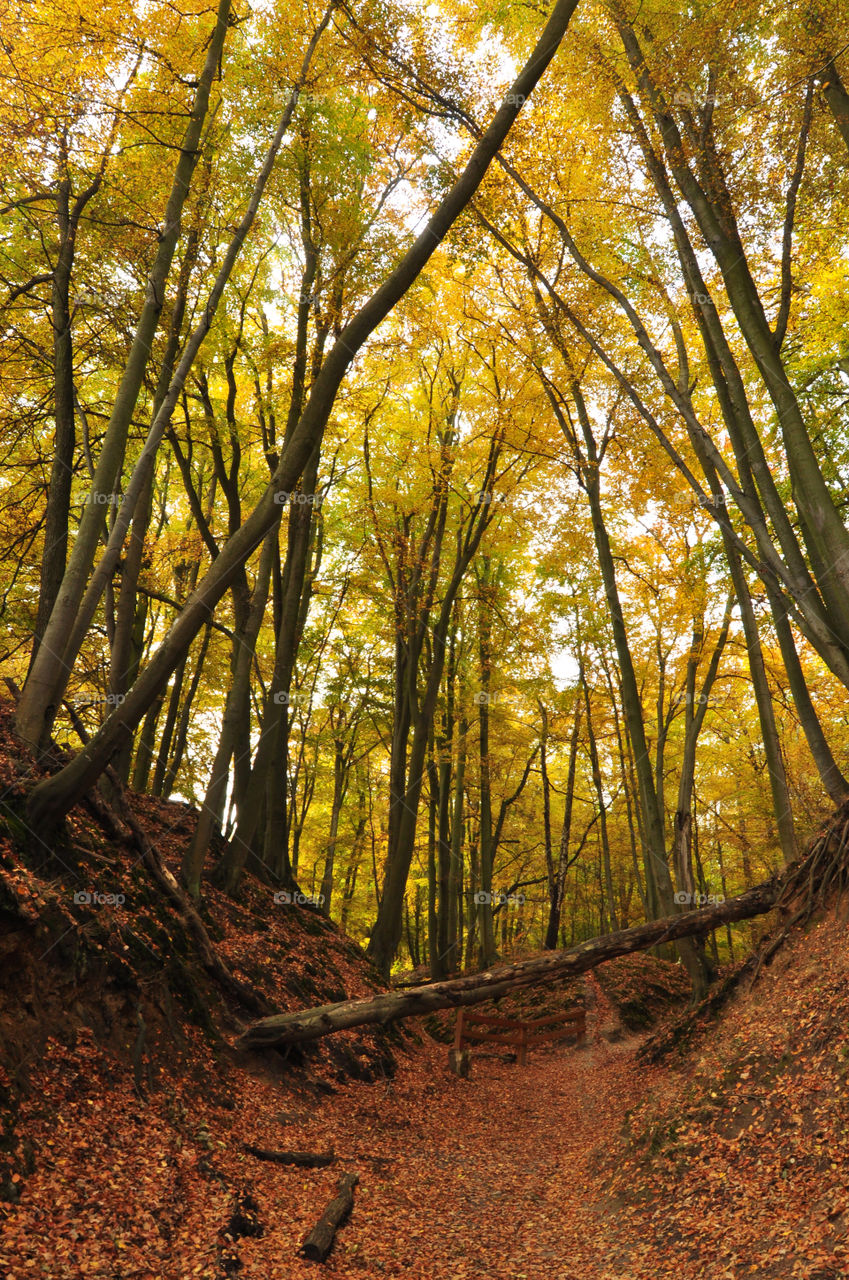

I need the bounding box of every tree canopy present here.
[3,0,849,985]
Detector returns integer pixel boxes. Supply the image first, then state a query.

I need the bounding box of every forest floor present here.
[2,967,649,1279]
[1,696,848,1279]
[3,922,848,1280]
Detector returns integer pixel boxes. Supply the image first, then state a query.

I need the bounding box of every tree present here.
[23,0,583,834]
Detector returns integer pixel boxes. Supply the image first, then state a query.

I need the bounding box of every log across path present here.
[236,881,779,1050]
[234,975,659,1278]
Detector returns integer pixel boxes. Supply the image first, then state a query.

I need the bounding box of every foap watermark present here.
[273,490,322,507]
[668,490,727,511]
[474,890,526,906]
[674,891,725,907]
[672,89,717,110]
[69,693,126,709]
[73,890,126,906]
[273,690,309,707]
[84,491,121,506]
[671,691,725,708]
[273,890,325,907]
[474,489,562,515]
[296,90,339,108]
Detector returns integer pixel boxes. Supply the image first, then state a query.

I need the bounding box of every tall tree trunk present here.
[708,478,798,865]
[426,742,438,973]
[366,445,498,976]
[602,658,646,916]
[17,0,233,748]
[766,585,849,805]
[182,531,275,897]
[671,600,732,903]
[475,557,497,967]
[571,382,711,999]
[162,622,212,797]
[340,792,366,935]
[616,17,849,642]
[434,617,459,978]
[544,696,581,949]
[447,711,467,974]
[107,472,154,787]
[32,183,76,661]
[25,0,583,830]
[581,669,618,933]
[131,694,164,793]
[215,446,322,893]
[151,659,188,798]
[108,233,198,788]
[320,720,351,916]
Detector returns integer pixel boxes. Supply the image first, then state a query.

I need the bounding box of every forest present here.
[2,0,849,1274]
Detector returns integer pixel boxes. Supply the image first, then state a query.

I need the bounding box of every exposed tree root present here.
[636,803,849,1063]
[637,954,760,1063]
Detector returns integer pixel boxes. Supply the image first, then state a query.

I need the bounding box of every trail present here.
[9,946,848,1280]
[232,984,651,1279]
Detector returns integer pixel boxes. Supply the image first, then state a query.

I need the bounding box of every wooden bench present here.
[451,1006,586,1068]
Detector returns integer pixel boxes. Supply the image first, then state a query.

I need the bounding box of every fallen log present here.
[300,1172,359,1263]
[236,880,780,1050]
[242,1144,335,1168]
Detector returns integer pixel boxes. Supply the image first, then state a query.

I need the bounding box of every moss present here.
[0,812,29,852]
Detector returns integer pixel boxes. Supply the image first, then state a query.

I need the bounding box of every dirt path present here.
[231,986,652,1279]
[7,934,849,1278]
[0,983,660,1279]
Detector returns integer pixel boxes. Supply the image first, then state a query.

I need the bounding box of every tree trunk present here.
[108,233,199,789]
[340,794,366,935]
[161,622,212,797]
[237,881,780,1049]
[434,620,459,977]
[544,696,581,949]
[616,19,849,636]
[25,0,582,834]
[17,0,233,748]
[766,584,849,805]
[32,185,76,661]
[131,694,163,793]
[720,512,798,865]
[215,446,322,893]
[447,712,466,974]
[182,530,275,897]
[366,458,497,976]
[300,1173,359,1263]
[582,670,618,932]
[426,743,438,973]
[320,725,349,916]
[671,599,732,901]
[476,556,497,966]
[571,382,711,998]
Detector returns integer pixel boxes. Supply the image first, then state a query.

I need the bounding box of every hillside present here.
[597,907,849,1277]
